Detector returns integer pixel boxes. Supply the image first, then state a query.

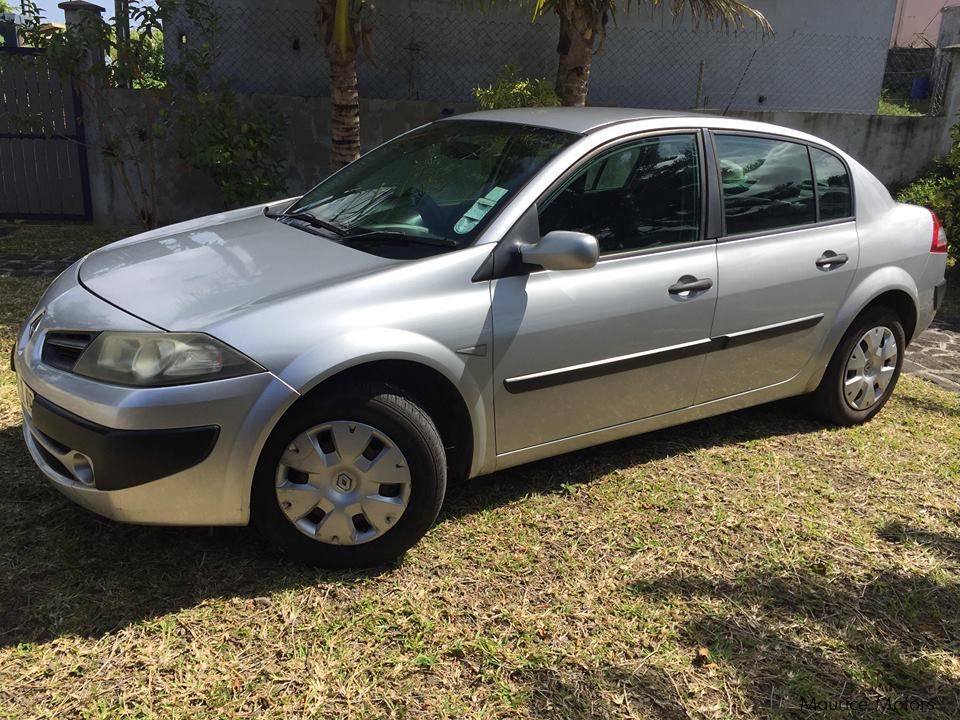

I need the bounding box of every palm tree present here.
[316,0,374,170]
[316,1,767,168]
[495,0,771,107]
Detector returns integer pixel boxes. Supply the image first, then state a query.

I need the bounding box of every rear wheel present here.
[252,385,446,568]
[812,307,905,426]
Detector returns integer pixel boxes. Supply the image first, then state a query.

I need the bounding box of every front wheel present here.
[812,307,905,426]
[251,386,447,568]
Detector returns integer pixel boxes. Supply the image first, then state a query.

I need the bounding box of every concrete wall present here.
[167,0,897,114]
[892,0,960,48]
[938,4,960,45]
[88,95,472,226]
[727,110,946,187]
[89,93,950,227]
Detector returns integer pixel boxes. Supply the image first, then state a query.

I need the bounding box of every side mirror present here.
[519,231,599,272]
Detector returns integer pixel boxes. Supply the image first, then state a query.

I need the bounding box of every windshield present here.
[285,121,578,253]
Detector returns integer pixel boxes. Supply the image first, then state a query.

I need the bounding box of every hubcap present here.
[275,421,411,545]
[844,326,898,411]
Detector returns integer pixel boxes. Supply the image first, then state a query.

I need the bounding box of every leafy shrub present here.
[897,123,960,263]
[877,89,926,117]
[473,65,561,110]
[176,91,287,210]
[12,0,286,225]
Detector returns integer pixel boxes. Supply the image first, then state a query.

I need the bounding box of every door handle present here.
[668,276,714,296]
[816,251,849,269]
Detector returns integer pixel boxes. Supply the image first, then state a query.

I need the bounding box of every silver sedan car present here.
[13,108,949,567]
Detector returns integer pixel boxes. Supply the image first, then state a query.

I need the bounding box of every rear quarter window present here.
[811,147,853,221]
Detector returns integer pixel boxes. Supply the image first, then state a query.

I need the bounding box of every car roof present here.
[445,107,713,135]
[442,107,853,163]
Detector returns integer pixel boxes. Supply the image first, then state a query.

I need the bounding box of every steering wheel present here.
[408,188,446,233]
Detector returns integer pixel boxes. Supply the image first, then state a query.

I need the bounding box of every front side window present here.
[812,147,853,221]
[716,135,815,235]
[287,121,577,254]
[538,134,702,255]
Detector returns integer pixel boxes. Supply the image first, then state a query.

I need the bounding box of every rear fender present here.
[803,267,918,392]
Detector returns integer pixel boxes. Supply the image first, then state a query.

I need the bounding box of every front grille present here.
[41,332,98,373]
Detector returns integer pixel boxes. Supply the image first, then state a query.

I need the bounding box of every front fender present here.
[803,266,919,392]
[279,328,492,477]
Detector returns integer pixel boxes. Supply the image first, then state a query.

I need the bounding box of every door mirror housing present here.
[519,231,599,272]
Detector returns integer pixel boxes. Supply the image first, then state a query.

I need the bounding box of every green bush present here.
[473,65,561,110]
[877,89,927,117]
[897,124,960,263]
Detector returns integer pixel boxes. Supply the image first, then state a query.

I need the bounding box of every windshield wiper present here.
[341,230,459,248]
[265,207,348,236]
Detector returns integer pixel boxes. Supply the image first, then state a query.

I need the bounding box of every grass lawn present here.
[1,273,960,718]
[0,223,138,258]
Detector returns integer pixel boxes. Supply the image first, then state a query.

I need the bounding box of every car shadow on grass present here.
[623,525,960,718]
[898,393,960,418]
[521,664,691,720]
[440,396,821,524]
[2,398,821,649]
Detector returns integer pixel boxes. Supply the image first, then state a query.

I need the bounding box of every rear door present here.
[491,132,719,454]
[696,133,859,403]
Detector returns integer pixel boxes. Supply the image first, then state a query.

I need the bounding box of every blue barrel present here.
[911,76,931,100]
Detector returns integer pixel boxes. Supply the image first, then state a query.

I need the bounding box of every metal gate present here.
[0,48,92,221]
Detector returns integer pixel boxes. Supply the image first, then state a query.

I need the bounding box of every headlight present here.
[73,332,264,386]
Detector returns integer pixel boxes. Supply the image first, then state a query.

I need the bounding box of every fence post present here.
[59,1,108,225]
[114,0,131,88]
[59,1,106,70]
[937,47,960,151]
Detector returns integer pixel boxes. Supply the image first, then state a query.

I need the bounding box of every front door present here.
[491,132,719,454]
[696,135,860,403]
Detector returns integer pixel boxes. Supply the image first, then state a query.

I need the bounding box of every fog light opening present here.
[69,453,95,487]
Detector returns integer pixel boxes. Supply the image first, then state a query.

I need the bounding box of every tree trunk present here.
[328,50,360,170]
[554,8,597,107]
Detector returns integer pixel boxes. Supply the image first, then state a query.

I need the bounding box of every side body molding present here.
[504,314,824,394]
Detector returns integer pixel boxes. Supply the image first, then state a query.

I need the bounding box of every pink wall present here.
[892,0,960,47]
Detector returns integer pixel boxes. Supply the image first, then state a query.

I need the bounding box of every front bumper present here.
[25,392,219,491]
[13,273,299,526]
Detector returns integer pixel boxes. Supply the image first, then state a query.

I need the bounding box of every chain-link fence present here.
[163,4,940,116]
[880,47,948,115]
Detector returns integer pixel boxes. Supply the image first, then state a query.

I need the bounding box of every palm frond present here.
[462,0,769,31]
[649,0,771,33]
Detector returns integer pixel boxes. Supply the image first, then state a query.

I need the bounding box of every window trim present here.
[807,145,820,225]
[534,128,710,261]
[707,129,856,243]
[810,145,855,225]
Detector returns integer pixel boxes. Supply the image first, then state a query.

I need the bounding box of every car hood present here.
[78,204,398,330]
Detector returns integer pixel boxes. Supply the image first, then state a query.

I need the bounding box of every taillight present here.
[932,212,949,253]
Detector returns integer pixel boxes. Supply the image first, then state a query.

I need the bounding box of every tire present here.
[251,384,446,568]
[812,307,906,426]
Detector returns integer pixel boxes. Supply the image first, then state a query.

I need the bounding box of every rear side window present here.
[715,135,815,235]
[812,148,853,220]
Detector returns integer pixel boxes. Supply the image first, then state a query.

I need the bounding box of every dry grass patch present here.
[0,224,135,258]
[1,276,959,719]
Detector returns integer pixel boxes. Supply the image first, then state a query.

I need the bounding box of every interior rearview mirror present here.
[519,231,599,272]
